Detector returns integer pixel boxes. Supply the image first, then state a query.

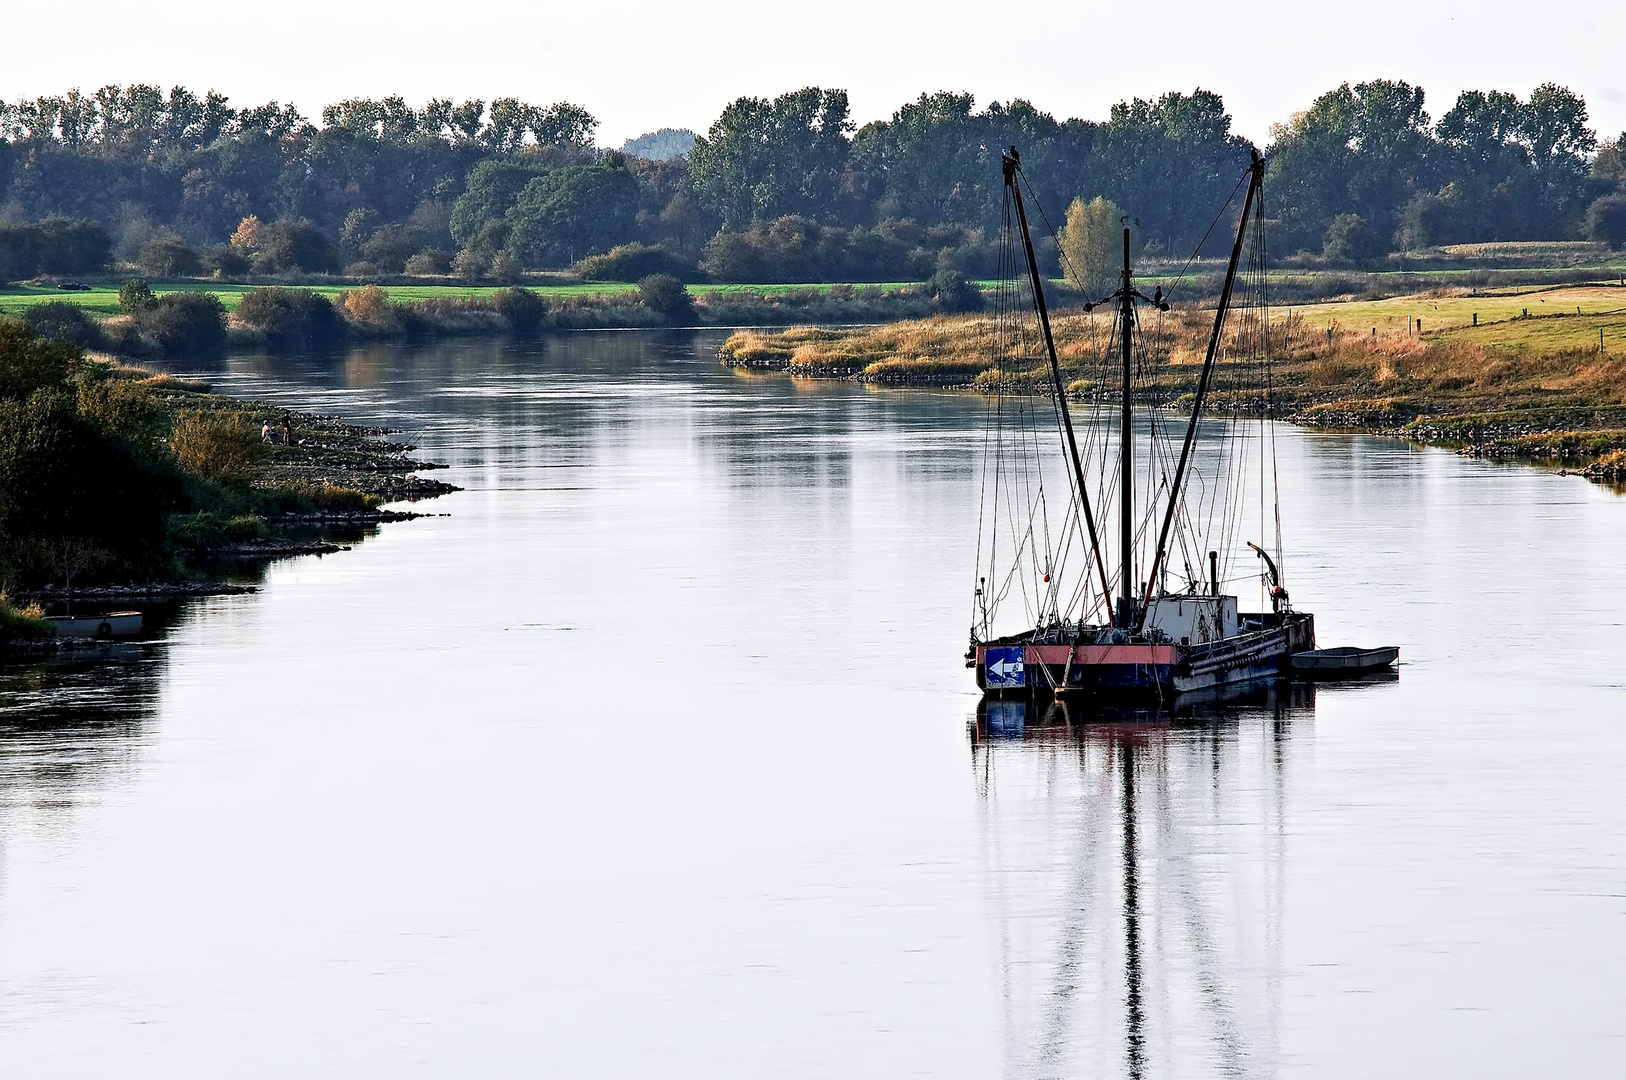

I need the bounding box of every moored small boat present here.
[1290,646,1399,675]
[44,611,143,638]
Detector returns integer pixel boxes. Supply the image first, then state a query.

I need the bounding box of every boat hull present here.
[1290,645,1398,675]
[976,613,1315,699]
[44,611,143,639]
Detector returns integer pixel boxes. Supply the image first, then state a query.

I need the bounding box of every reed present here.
[0,593,50,638]
[721,292,1626,464]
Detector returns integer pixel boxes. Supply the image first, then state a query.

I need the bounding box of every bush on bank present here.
[0,317,384,588]
[235,287,347,351]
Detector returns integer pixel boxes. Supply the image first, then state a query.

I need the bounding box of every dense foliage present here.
[234,287,345,350]
[0,320,177,583]
[0,316,393,588]
[1,81,1622,284]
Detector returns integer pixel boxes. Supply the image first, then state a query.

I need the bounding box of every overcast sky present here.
[5,0,1623,148]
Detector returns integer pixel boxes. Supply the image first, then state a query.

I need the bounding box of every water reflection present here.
[0,647,164,827]
[971,687,1318,1079]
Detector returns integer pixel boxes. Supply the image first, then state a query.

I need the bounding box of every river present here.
[2,331,1623,1077]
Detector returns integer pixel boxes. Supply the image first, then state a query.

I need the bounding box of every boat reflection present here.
[970,682,1321,1079]
[0,646,165,816]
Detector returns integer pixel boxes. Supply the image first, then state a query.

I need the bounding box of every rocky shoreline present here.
[2,395,460,658]
[22,581,258,604]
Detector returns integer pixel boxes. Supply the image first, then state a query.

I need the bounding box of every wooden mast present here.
[1003,149,1114,618]
[1133,151,1264,633]
[1118,226,1134,628]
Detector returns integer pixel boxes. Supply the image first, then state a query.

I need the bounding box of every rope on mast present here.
[1133,151,1265,634]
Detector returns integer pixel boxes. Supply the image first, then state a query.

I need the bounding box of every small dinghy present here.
[1290,646,1399,675]
[45,611,144,639]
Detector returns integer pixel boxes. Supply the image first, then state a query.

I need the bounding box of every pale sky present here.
[5,0,1623,148]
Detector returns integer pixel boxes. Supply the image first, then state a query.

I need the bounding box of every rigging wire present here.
[974,154,1283,641]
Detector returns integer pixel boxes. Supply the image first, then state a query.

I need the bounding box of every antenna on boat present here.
[1001,147,1113,616]
[1133,149,1266,634]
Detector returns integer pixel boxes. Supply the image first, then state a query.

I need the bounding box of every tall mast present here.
[1133,151,1265,632]
[1118,227,1134,628]
[1002,150,1114,614]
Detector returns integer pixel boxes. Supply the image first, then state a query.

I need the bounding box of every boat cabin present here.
[1144,595,1238,646]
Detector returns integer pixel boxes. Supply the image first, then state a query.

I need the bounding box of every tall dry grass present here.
[170,410,269,486]
[720,305,1626,457]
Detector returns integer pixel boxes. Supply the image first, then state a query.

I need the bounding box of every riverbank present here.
[0,322,456,649]
[8,252,1622,362]
[1,280,951,362]
[719,280,1626,479]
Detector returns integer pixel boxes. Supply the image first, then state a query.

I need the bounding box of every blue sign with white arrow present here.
[984,647,1026,688]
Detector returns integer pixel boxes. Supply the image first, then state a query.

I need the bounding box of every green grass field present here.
[0,278,928,317]
[1278,283,1626,353]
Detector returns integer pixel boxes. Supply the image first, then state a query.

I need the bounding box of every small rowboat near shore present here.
[44,611,143,639]
[1290,646,1399,675]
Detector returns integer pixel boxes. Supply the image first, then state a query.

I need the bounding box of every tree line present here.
[1,81,1623,286]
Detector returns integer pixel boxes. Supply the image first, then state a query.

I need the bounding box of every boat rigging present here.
[970,145,1319,698]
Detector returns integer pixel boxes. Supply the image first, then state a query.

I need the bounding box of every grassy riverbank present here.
[0,279,934,317]
[0,316,454,609]
[0,279,943,340]
[720,280,1626,473]
[0,279,953,360]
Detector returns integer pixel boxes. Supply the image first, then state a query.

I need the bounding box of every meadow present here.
[720,279,1626,467]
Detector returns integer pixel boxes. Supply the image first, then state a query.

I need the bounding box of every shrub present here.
[306,483,376,511]
[200,245,251,277]
[0,593,50,639]
[0,318,80,399]
[271,480,379,511]
[0,390,169,572]
[138,236,202,277]
[230,215,262,251]
[235,287,346,351]
[169,410,267,486]
[1585,194,1626,250]
[403,248,452,275]
[488,252,524,284]
[77,377,163,441]
[926,269,983,313]
[339,284,400,331]
[451,248,489,282]
[132,293,228,359]
[637,274,695,321]
[119,279,159,313]
[21,301,107,351]
[490,287,546,331]
[1323,214,1385,265]
[253,220,339,274]
[574,243,697,282]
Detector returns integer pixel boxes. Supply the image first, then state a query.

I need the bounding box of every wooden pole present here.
[1119,226,1134,627]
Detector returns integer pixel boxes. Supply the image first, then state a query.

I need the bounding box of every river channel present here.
[2,330,1623,1077]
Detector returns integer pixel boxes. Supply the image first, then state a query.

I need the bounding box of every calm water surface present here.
[1,332,1623,1077]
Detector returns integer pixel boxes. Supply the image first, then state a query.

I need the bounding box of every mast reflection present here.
[971,683,1321,1079]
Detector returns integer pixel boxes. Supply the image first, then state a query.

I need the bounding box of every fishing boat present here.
[969,147,1315,700]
